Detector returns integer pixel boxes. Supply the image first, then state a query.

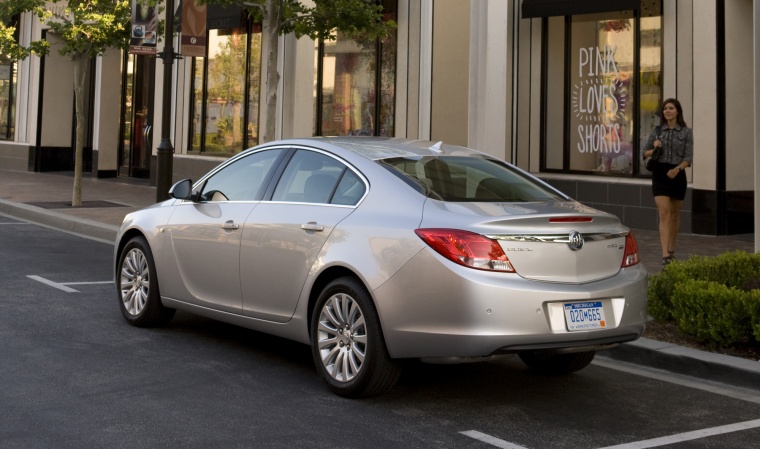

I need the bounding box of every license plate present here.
[564,301,606,331]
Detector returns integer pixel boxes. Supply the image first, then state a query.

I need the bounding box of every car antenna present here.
[429,141,443,153]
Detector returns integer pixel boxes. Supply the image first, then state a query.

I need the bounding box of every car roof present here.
[254,137,487,161]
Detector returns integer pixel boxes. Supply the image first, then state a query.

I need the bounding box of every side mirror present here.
[168,179,194,201]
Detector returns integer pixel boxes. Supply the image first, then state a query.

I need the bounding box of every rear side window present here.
[272,150,365,205]
[379,156,565,202]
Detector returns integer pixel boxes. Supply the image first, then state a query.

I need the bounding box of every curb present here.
[598,337,760,392]
[0,198,118,243]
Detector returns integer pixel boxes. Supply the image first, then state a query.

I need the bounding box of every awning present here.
[521,0,640,19]
[206,3,245,30]
[174,2,246,31]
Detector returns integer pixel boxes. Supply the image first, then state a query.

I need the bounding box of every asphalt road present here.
[2,216,760,449]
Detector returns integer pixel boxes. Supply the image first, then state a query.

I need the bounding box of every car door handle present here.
[301,222,324,232]
[221,220,240,230]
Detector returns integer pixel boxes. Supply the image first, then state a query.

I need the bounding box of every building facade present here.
[0,0,755,240]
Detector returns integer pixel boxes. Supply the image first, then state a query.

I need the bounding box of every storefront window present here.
[0,61,16,141]
[190,24,262,153]
[569,12,635,174]
[314,0,397,137]
[543,7,662,176]
[640,14,663,146]
[0,15,19,141]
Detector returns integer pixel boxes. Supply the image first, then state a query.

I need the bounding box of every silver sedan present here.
[115,137,647,397]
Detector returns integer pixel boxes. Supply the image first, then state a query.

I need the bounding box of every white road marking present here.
[459,431,530,449]
[66,281,113,286]
[27,275,111,293]
[597,418,760,449]
[462,419,760,449]
[0,222,32,225]
[593,359,760,405]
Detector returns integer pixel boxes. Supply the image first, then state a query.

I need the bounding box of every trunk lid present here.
[420,200,629,283]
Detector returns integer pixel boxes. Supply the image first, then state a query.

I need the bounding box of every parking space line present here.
[593,359,760,405]
[27,275,111,293]
[66,281,113,286]
[460,430,529,449]
[462,419,760,449]
[597,418,760,449]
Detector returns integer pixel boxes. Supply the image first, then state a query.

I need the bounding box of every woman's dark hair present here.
[659,98,687,127]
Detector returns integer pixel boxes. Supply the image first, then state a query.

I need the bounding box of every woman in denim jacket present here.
[642,98,693,266]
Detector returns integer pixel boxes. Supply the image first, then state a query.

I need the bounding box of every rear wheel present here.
[519,350,595,374]
[117,236,175,327]
[311,277,401,398]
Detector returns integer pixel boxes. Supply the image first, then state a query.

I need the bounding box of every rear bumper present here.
[372,248,648,359]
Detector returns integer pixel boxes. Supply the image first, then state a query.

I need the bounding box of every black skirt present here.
[651,161,687,200]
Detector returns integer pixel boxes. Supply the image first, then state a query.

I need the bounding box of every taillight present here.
[622,231,640,268]
[415,228,515,272]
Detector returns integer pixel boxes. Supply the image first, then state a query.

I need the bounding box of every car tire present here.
[311,277,401,398]
[117,236,175,327]
[519,350,596,375]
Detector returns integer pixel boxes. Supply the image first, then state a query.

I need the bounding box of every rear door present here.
[240,149,365,322]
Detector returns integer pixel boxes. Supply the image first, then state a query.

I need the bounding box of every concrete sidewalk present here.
[1,169,758,391]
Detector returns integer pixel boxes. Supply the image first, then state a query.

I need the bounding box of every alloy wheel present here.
[316,292,368,382]
[120,248,150,316]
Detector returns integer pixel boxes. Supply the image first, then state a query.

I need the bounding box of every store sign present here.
[180,0,207,57]
[129,0,158,55]
[572,45,626,154]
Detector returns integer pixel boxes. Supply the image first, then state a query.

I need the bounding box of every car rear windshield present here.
[379,156,566,202]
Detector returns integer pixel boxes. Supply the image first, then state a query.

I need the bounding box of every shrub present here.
[670,280,751,346]
[750,290,760,342]
[648,250,760,346]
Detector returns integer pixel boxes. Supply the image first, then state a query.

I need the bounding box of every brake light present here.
[415,229,515,272]
[549,216,593,223]
[622,231,640,268]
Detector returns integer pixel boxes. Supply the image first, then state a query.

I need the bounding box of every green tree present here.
[205,0,395,142]
[0,0,133,206]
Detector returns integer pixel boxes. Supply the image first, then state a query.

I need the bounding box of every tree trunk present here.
[71,54,87,207]
[263,0,281,143]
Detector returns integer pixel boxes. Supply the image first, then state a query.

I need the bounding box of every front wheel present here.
[310,277,401,398]
[117,236,175,327]
[519,350,596,375]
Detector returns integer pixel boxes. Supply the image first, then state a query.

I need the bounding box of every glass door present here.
[119,53,155,178]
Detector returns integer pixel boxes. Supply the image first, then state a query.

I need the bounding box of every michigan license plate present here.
[564,301,606,331]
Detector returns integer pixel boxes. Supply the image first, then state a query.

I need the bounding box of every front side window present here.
[314,0,397,137]
[199,148,283,202]
[190,23,262,154]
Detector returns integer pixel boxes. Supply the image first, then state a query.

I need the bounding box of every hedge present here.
[647,250,760,346]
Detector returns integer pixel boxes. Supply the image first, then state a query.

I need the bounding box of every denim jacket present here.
[642,125,693,166]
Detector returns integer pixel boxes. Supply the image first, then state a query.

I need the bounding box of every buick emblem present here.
[568,231,584,251]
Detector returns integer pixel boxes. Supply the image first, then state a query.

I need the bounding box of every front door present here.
[119,53,155,178]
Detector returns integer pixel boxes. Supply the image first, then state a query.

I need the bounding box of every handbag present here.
[644,126,662,171]
[644,146,661,171]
